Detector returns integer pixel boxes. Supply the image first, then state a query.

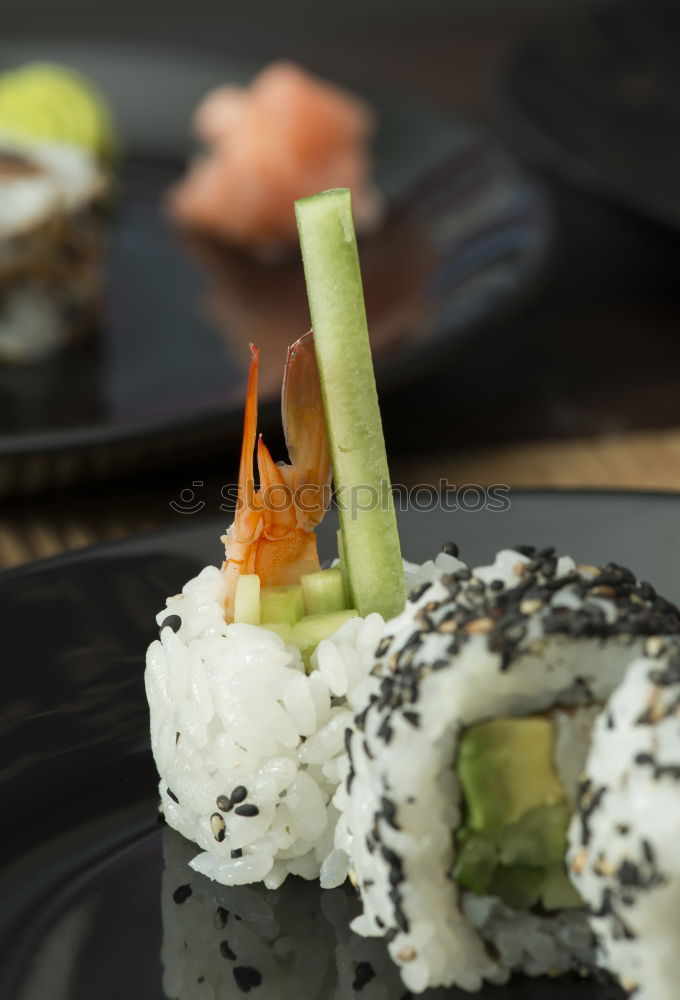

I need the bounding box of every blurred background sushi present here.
[0,64,115,363]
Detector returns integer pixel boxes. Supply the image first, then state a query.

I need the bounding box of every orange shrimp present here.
[221,331,331,621]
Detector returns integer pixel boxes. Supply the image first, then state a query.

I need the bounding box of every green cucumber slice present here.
[262,622,293,642]
[290,608,358,668]
[260,584,305,625]
[233,574,261,625]
[295,188,406,622]
[336,529,350,606]
[300,568,347,615]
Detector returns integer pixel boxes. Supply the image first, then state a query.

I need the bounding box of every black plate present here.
[3,490,675,998]
[505,0,680,228]
[0,39,550,496]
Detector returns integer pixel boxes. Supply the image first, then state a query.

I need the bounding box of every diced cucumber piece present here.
[295,189,406,622]
[260,585,305,625]
[262,622,293,643]
[290,609,358,668]
[234,574,261,625]
[301,568,347,615]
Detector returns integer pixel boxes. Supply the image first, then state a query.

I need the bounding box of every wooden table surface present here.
[2,0,680,571]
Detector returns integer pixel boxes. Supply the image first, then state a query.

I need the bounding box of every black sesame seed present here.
[233,966,262,992]
[352,961,376,991]
[377,716,394,744]
[441,541,459,558]
[230,785,248,804]
[160,614,182,634]
[220,940,237,961]
[618,861,641,887]
[409,582,431,603]
[167,788,179,804]
[235,803,259,817]
[375,635,393,658]
[231,848,243,859]
[217,794,233,812]
[489,579,504,591]
[381,797,400,830]
[173,884,192,904]
[214,907,228,928]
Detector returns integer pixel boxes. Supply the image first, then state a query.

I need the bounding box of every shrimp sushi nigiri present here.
[167,62,383,256]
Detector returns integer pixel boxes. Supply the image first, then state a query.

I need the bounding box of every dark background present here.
[3,0,680,562]
[3,0,673,451]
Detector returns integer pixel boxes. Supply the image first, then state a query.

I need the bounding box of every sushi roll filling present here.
[454,713,583,912]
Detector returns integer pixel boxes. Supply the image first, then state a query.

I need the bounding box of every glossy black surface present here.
[506,0,680,229]
[0,40,549,494]
[3,491,676,997]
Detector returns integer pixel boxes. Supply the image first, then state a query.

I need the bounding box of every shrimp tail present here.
[282,331,331,527]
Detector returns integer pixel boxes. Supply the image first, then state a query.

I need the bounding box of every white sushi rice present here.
[145,552,462,891]
[567,642,680,1000]
[334,550,678,993]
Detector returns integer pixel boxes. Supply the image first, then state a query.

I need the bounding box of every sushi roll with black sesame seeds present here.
[567,637,680,1000]
[334,547,680,993]
[0,64,115,363]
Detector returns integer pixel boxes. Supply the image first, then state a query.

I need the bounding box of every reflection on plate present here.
[0,39,550,496]
[3,491,676,998]
[505,0,680,228]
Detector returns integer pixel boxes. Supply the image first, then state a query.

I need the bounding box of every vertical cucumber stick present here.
[295,189,406,621]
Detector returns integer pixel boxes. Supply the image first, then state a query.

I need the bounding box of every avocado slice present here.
[458,717,565,833]
[487,865,545,911]
[499,802,571,868]
[454,833,497,895]
[455,716,582,912]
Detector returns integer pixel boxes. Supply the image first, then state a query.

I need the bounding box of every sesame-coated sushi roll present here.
[335,547,680,993]
[0,137,109,362]
[567,637,680,1000]
[0,64,114,363]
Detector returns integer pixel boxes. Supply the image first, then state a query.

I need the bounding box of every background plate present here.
[2,490,673,997]
[0,39,550,496]
[505,0,680,229]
